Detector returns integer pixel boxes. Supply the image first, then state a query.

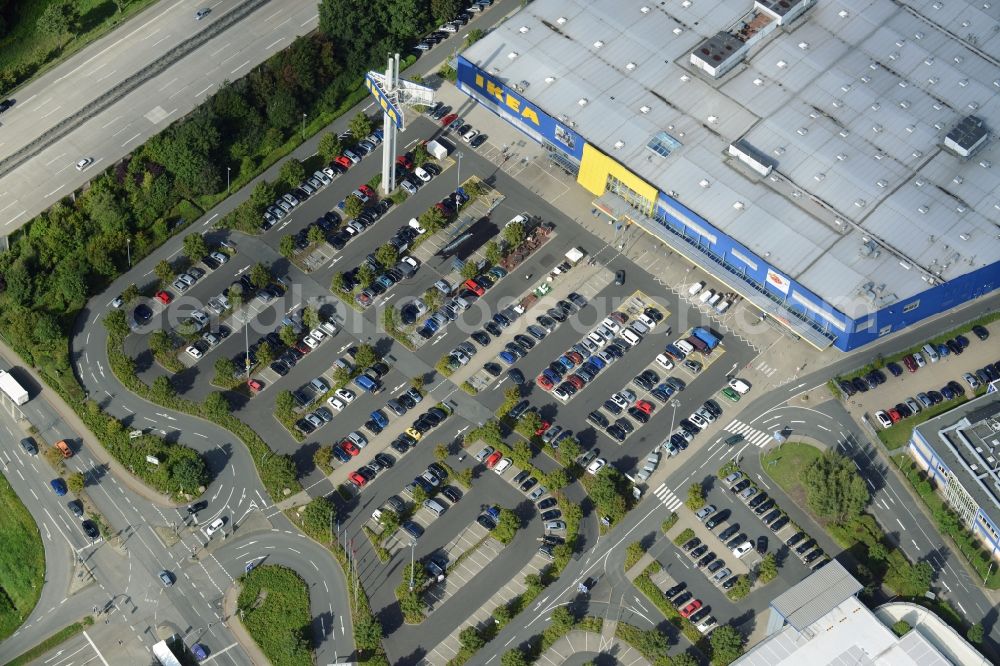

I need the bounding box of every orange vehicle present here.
[54,440,73,458]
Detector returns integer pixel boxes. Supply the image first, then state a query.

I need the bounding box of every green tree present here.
[464,28,486,48]
[301,496,336,537]
[419,207,447,232]
[710,625,745,665]
[67,472,85,494]
[500,648,528,666]
[727,575,752,601]
[545,467,569,490]
[331,272,347,293]
[516,411,542,438]
[886,560,933,597]
[802,450,870,522]
[279,158,306,187]
[411,485,428,504]
[434,444,449,462]
[333,364,352,385]
[431,0,463,23]
[279,235,297,258]
[412,143,430,166]
[685,482,706,510]
[102,309,130,339]
[307,224,325,245]
[498,386,521,417]
[151,376,175,402]
[493,509,520,544]
[314,445,333,472]
[758,552,778,583]
[36,0,78,38]
[249,180,277,213]
[255,342,274,367]
[279,325,299,348]
[892,621,912,637]
[249,262,272,289]
[492,604,512,626]
[502,220,525,248]
[460,261,479,280]
[344,195,365,219]
[423,286,443,311]
[354,344,376,369]
[170,454,208,491]
[484,240,503,265]
[318,132,343,161]
[549,606,574,633]
[202,392,230,420]
[589,471,628,524]
[868,542,888,561]
[349,113,374,140]
[154,259,174,285]
[458,626,485,651]
[302,306,320,330]
[375,243,399,268]
[275,390,296,417]
[121,283,140,304]
[182,233,208,261]
[558,437,581,464]
[671,654,700,666]
[214,357,237,383]
[968,622,984,644]
[356,263,375,289]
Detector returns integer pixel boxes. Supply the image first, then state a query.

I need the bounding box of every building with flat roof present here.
[736,560,989,665]
[909,391,1000,561]
[457,0,1000,351]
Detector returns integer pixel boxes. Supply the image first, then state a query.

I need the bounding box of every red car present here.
[566,351,584,365]
[155,290,173,304]
[536,375,555,391]
[295,341,311,354]
[359,184,376,198]
[902,355,918,372]
[463,279,486,297]
[348,471,367,488]
[247,379,263,394]
[680,600,702,618]
[334,155,352,169]
[395,155,413,170]
[535,420,551,436]
[341,440,360,457]
[485,451,502,469]
[440,113,458,127]
[888,408,902,423]
[567,375,585,390]
[635,400,654,415]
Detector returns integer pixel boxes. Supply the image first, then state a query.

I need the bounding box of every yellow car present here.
[406,427,423,441]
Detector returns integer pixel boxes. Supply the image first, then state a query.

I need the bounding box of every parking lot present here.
[423,522,502,611]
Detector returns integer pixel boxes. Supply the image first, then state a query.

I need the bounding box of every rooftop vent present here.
[707,115,718,123]
[918,205,930,214]
[797,127,808,135]
[593,40,604,49]
[754,77,764,86]
[798,42,809,49]
[915,31,924,39]
[673,27,683,35]
[814,173,825,182]
[733,201,745,210]
[614,140,625,149]
[518,26,529,33]
[640,5,651,13]
[626,62,636,71]
[556,16,567,24]
[924,57,934,65]
[838,9,849,17]
[544,76,555,83]
[877,179,888,188]
[578,98,588,106]
[960,233,971,240]
[899,100,910,109]
[682,0,692,6]
[507,51,519,59]
[928,77,939,84]
[777,60,788,68]
[836,153,847,161]
[639,105,650,114]
[699,179,711,188]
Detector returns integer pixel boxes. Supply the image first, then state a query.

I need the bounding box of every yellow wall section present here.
[576,143,658,215]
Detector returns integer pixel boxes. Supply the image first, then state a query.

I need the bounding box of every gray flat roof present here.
[915,392,1000,516]
[770,559,862,630]
[463,0,1000,309]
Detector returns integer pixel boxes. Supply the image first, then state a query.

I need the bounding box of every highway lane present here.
[0,0,320,231]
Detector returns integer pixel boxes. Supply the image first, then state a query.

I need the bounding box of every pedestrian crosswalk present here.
[724,419,773,447]
[653,483,683,512]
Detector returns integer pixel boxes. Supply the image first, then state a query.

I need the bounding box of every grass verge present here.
[6,616,94,666]
[875,397,970,450]
[237,565,313,666]
[0,472,46,641]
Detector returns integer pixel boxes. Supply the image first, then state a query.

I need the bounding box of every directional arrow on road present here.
[393,383,406,392]
[455,426,469,437]
[338,343,351,353]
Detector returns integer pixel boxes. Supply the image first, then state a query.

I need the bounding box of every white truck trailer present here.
[0,369,29,405]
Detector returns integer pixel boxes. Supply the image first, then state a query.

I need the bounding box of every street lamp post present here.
[227,166,231,194]
[408,541,415,591]
[301,113,307,139]
[456,151,464,189]
[126,237,131,268]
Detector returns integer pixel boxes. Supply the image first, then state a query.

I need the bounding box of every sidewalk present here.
[0,338,176,507]
[221,583,270,666]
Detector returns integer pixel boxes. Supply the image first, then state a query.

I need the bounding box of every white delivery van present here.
[688,281,705,296]
[698,289,715,304]
[675,339,696,355]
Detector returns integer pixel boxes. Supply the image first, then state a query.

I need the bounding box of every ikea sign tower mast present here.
[365,54,434,194]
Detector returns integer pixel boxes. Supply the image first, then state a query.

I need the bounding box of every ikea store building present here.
[456,0,1000,351]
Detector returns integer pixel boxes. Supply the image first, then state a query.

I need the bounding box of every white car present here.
[586,458,607,475]
[75,157,94,171]
[334,388,355,404]
[638,312,657,329]
[462,128,479,143]
[874,410,892,428]
[494,457,513,474]
[190,310,209,325]
[178,273,196,287]
[696,407,716,424]
[322,166,338,180]
[210,251,229,265]
[732,542,753,557]
[171,278,189,293]
[303,335,320,349]
[204,517,225,537]
[186,346,203,359]
[601,317,621,333]
[611,390,635,410]
[728,378,751,395]
[401,255,420,270]
[327,397,346,411]
[688,413,708,430]
[413,167,431,182]
[475,446,495,462]
[655,354,674,370]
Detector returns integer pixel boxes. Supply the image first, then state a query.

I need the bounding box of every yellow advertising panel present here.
[577,143,657,216]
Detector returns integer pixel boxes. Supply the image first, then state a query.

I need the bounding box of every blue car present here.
[332,446,351,463]
[936,343,950,357]
[558,355,575,370]
[51,478,67,496]
[485,506,501,521]
[497,351,517,366]
[422,317,440,333]
[371,410,389,428]
[542,368,562,384]
[589,356,607,370]
[665,343,686,360]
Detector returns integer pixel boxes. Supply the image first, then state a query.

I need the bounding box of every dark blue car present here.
[371,410,389,428]
[497,351,517,366]
[50,478,67,496]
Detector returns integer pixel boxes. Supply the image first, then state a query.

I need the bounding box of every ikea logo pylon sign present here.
[472,73,541,126]
[457,57,584,161]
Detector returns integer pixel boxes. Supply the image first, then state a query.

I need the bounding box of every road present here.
[0,0,321,231]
